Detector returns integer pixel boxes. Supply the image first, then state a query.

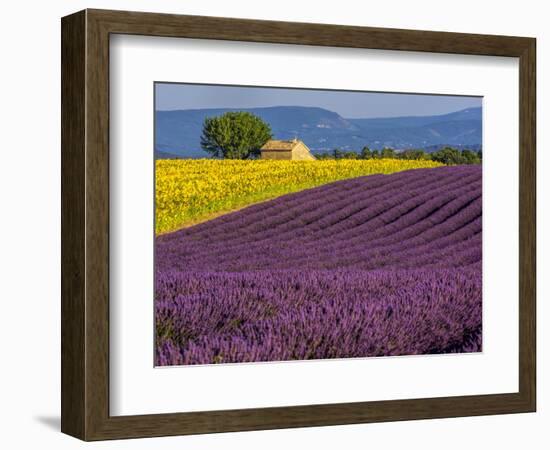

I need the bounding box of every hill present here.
[155,165,482,365]
[155,158,442,233]
[155,106,482,157]
[154,149,181,159]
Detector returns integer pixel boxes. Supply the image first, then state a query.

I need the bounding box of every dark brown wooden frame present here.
[61,8,536,441]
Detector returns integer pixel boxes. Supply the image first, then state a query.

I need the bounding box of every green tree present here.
[430,147,464,165]
[316,152,332,160]
[398,149,428,160]
[342,151,359,159]
[332,148,344,159]
[360,146,373,159]
[200,112,272,159]
[461,149,480,164]
[380,147,396,158]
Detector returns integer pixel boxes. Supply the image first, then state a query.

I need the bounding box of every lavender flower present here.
[155,165,482,365]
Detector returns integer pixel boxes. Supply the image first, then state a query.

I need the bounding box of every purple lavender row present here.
[157,175,481,269]
[160,165,476,250]
[156,213,480,272]
[156,268,481,365]
[156,167,481,272]
[166,168,480,260]
[157,166,479,261]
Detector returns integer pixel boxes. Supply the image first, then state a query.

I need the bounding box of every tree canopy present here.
[317,145,481,164]
[200,112,272,159]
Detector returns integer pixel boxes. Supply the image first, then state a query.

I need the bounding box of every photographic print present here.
[154,83,482,366]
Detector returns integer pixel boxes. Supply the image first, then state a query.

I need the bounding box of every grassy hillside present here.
[155,158,443,234]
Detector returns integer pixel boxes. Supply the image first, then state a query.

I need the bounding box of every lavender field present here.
[155,165,482,366]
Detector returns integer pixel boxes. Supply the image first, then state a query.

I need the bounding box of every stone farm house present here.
[260,139,316,160]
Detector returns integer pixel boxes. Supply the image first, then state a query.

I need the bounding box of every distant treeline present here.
[316,146,482,165]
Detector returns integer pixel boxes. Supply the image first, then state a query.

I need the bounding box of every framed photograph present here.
[61,9,536,440]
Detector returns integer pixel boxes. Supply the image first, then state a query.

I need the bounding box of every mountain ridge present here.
[155,106,482,157]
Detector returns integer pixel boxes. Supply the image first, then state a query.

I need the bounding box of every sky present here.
[155,83,482,119]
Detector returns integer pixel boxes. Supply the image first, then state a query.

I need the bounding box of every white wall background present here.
[0,1,546,448]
